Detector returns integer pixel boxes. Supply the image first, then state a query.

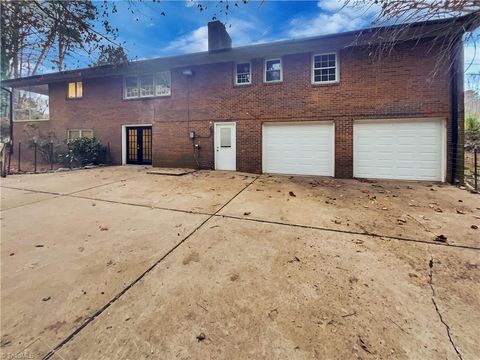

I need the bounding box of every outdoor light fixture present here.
[182,68,193,76]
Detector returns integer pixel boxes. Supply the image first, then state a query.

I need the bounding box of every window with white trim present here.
[312,53,338,84]
[235,62,251,85]
[139,75,154,97]
[155,71,171,96]
[264,59,282,83]
[123,71,171,99]
[67,129,94,140]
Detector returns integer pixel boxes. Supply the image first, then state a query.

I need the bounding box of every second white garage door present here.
[354,119,445,181]
[263,122,334,176]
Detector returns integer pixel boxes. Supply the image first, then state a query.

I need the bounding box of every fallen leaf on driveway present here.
[433,235,447,243]
[358,336,372,354]
[268,308,279,320]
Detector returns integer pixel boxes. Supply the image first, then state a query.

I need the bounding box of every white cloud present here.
[317,0,345,12]
[164,26,208,53]
[288,0,378,38]
[164,18,266,54]
[228,19,263,46]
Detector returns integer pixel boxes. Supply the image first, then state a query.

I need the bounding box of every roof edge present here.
[2,13,477,88]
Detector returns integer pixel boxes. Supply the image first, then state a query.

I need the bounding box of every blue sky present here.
[83,1,478,87]
[104,0,378,59]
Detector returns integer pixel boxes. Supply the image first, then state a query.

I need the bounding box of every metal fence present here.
[465,147,479,191]
[3,141,111,175]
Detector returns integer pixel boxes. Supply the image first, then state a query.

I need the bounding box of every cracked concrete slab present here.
[55,217,478,359]
[0,195,208,358]
[218,175,480,248]
[427,247,480,359]
[73,170,257,213]
[1,168,478,359]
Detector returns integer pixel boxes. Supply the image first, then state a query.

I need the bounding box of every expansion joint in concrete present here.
[41,175,259,360]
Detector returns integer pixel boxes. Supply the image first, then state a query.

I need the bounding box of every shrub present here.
[27,138,62,163]
[465,114,480,150]
[59,137,107,167]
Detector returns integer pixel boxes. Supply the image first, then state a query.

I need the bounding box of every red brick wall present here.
[12,39,459,180]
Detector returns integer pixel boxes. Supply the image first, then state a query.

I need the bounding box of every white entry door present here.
[215,122,236,170]
[353,119,445,181]
[263,122,334,176]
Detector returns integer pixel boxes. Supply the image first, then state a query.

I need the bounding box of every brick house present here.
[2,16,475,182]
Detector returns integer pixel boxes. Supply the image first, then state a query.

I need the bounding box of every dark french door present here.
[126,126,152,165]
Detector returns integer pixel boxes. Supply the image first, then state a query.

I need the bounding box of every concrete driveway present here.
[1,167,479,359]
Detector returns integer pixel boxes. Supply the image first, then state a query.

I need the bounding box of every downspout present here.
[450,37,461,184]
[1,86,13,175]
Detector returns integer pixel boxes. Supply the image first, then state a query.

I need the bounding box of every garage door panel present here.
[263,123,334,176]
[354,119,444,181]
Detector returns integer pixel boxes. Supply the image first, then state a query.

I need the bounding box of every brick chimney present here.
[208,20,232,52]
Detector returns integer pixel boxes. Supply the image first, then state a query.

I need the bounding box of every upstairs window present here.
[235,62,251,85]
[67,81,83,99]
[312,53,338,84]
[139,75,154,97]
[125,77,139,98]
[124,71,171,99]
[155,72,171,96]
[264,59,282,83]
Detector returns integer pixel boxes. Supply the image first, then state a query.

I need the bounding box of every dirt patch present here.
[219,175,480,248]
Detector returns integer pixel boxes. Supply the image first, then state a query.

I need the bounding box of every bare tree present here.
[340,1,480,77]
[1,0,249,80]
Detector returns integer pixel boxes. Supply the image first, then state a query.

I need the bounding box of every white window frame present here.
[124,76,140,99]
[264,58,283,83]
[312,52,339,85]
[67,129,94,140]
[139,75,155,98]
[155,71,172,97]
[234,62,251,85]
[123,71,171,99]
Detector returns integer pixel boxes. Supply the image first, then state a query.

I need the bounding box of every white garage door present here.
[354,119,445,181]
[263,122,334,176]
